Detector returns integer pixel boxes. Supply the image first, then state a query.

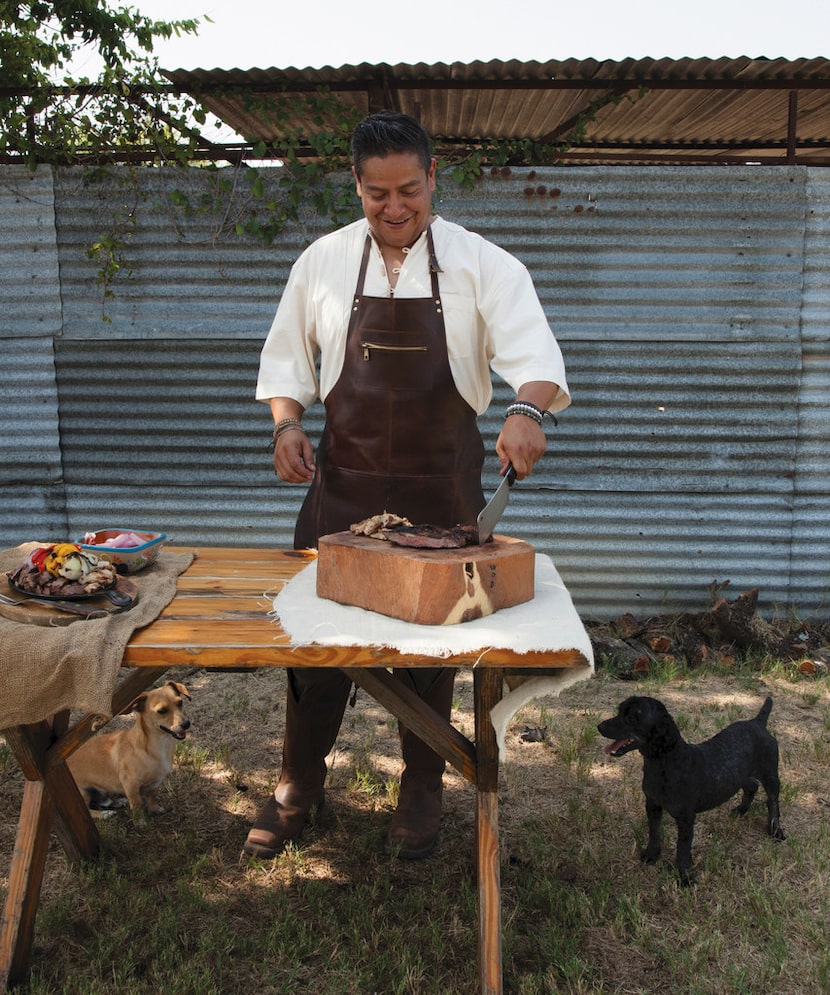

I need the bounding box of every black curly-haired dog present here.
[597,695,785,883]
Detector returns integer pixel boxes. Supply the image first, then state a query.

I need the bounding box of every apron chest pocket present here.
[361,340,429,361]
[355,329,434,391]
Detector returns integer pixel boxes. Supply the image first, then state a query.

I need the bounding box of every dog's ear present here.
[617,697,636,717]
[123,693,149,715]
[625,697,665,726]
[620,697,646,727]
[646,702,679,757]
[166,681,191,700]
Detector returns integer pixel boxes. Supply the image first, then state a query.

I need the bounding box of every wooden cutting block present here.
[316,531,535,625]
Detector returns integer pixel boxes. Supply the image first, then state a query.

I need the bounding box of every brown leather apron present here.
[295,227,485,549]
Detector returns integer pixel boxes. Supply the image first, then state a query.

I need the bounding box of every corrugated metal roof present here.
[164,57,830,165]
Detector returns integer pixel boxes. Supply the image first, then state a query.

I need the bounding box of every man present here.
[247,110,570,861]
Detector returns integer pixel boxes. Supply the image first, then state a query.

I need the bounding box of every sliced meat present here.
[382,524,480,549]
[350,512,413,539]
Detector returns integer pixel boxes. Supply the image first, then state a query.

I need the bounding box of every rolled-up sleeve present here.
[255,254,320,409]
[436,222,570,415]
[478,241,570,413]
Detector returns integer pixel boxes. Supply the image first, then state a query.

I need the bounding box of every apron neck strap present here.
[357,226,442,297]
[356,234,373,297]
[426,225,442,274]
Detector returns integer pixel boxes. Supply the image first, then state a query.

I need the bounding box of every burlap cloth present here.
[0,543,195,729]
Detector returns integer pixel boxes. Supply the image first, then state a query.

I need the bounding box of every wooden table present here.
[0,546,589,994]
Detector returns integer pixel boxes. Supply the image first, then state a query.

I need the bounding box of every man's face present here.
[353,152,436,252]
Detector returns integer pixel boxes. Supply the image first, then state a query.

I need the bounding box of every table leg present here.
[0,714,98,992]
[474,668,504,995]
[0,669,167,991]
[343,667,477,782]
[347,665,506,994]
[0,779,56,991]
[2,722,99,865]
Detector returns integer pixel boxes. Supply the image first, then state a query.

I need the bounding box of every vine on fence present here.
[19,85,648,310]
[1,6,647,311]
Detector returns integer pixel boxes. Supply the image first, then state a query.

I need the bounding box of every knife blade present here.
[1,593,110,619]
[33,598,111,618]
[476,463,517,543]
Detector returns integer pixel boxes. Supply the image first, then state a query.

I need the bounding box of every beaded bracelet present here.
[269,418,305,450]
[504,400,558,428]
[504,401,544,427]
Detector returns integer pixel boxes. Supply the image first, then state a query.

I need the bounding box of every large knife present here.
[29,597,111,618]
[476,463,517,543]
[0,591,110,619]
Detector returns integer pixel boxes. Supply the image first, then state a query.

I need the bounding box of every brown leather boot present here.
[244,669,351,859]
[385,668,454,859]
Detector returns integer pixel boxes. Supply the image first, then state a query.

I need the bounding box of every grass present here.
[2,662,829,994]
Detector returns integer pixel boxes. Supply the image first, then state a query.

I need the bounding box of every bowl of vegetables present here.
[76,529,168,574]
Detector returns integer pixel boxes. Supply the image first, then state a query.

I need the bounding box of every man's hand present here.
[495,381,558,479]
[274,429,315,482]
[496,416,546,479]
[268,397,315,482]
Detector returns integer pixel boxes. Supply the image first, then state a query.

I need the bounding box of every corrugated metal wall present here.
[794,171,830,615]
[1,164,827,619]
[1,170,67,542]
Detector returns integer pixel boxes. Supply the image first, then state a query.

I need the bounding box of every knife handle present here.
[32,598,110,618]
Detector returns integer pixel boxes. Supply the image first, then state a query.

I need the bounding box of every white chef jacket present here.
[256,215,570,416]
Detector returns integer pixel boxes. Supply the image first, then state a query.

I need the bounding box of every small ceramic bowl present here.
[76,529,168,574]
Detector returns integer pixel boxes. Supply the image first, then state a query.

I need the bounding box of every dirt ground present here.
[1,622,829,994]
[164,642,829,869]
[3,596,827,866]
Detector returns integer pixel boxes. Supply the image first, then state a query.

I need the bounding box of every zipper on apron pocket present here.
[361,341,429,361]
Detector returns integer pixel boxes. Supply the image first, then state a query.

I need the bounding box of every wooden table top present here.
[123,546,589,671]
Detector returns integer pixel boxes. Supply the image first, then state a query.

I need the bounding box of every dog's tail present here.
[756,696,773,726]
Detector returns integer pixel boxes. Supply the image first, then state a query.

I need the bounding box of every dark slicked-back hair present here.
[351,111,433,178]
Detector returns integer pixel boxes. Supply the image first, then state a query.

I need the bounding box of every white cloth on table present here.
[271,553,594,755]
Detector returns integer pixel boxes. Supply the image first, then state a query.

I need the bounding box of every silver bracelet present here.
[505,401,544,426]
[269,418,304,450]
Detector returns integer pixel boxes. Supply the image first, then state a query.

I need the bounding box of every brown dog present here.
[67,681,191,824]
